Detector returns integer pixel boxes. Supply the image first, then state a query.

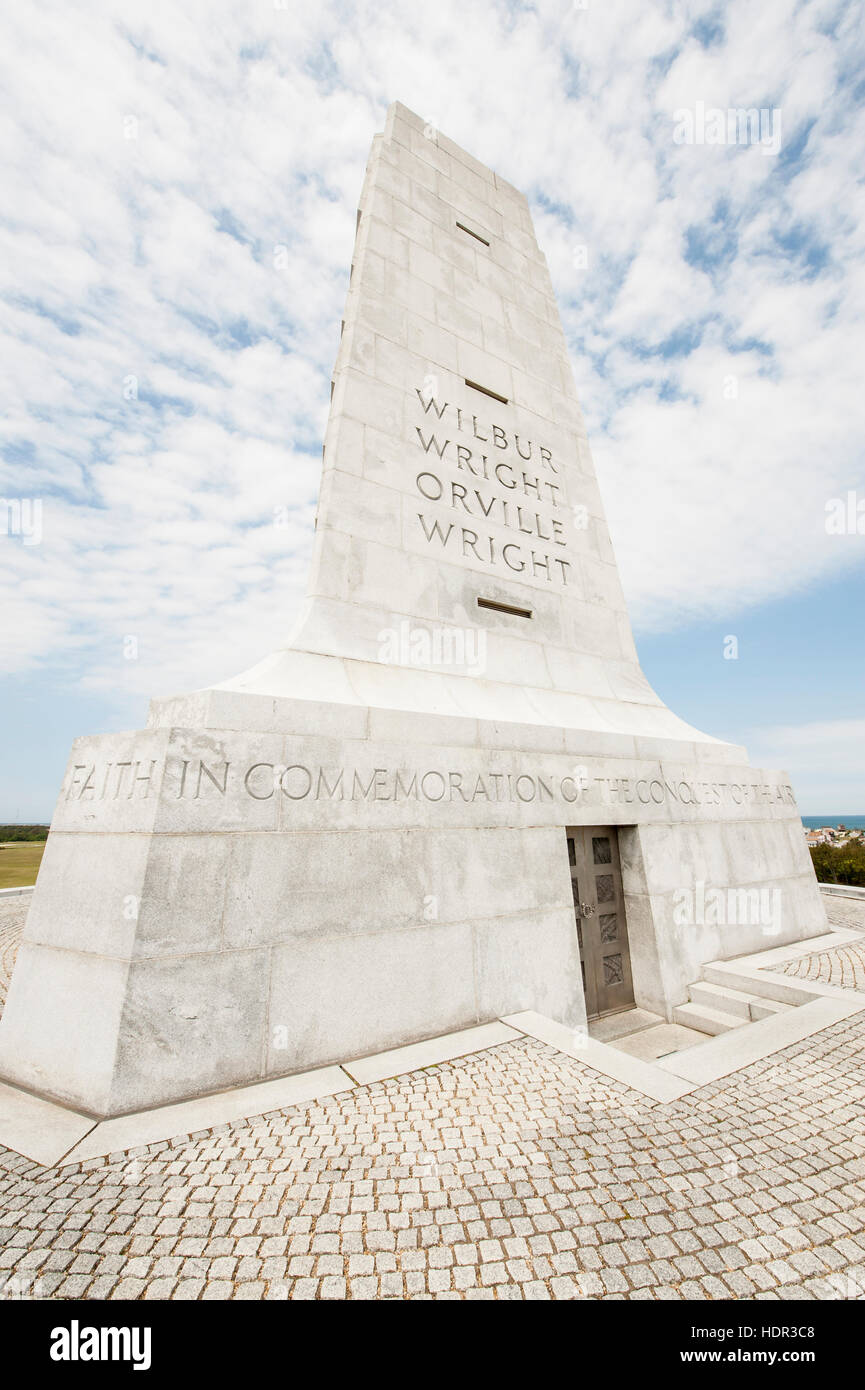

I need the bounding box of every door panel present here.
[566,826,634,1019]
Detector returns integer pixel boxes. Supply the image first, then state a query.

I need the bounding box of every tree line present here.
[0,825,49,843]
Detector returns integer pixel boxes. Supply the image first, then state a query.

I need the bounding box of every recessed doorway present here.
[566,826,635,1019]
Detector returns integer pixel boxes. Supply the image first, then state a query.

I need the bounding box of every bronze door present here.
[566,826,634,1019]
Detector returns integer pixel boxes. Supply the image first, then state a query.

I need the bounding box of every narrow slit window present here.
[456,220,490,246]
[465,379,508,405]
[477,597,532,619]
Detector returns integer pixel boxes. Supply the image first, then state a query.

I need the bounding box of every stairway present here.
[673,979,794,1035]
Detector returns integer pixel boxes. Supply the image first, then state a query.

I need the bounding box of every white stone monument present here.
[0,103,825,1117]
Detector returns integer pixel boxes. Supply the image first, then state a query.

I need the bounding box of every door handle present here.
[579,902,595,918]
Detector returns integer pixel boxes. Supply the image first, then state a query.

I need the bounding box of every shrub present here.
[809,840,865,887]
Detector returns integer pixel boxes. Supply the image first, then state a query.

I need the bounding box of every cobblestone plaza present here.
[1,893,863,1302]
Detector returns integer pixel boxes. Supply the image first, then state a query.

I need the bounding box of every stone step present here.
[701,963,814,1006]
[688,980,795,1022]
[688,980,758,1019]
[672,1002,748,1036]
[749,998,794,1019]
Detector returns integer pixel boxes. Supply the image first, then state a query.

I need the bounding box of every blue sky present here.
[1,0,864,818]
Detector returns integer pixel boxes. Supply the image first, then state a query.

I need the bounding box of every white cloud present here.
[745,718,865,812]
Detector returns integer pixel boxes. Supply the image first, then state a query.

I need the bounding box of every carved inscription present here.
[413,387,574,586]
[61,758,798,813]
[65,760,157,800]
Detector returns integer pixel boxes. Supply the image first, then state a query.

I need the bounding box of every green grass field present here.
[0,841,46,889]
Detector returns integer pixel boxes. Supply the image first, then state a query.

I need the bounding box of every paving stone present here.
[1,951,864,1303]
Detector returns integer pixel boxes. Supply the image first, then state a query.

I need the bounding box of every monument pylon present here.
[0,103,825,1117]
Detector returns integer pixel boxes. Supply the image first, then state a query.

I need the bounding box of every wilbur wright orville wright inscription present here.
[0,104,825,1116]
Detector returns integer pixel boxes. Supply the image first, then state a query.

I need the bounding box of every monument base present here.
[0,685,824,1117]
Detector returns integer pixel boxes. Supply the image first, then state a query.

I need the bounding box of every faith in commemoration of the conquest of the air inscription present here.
[63,756,798,813]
